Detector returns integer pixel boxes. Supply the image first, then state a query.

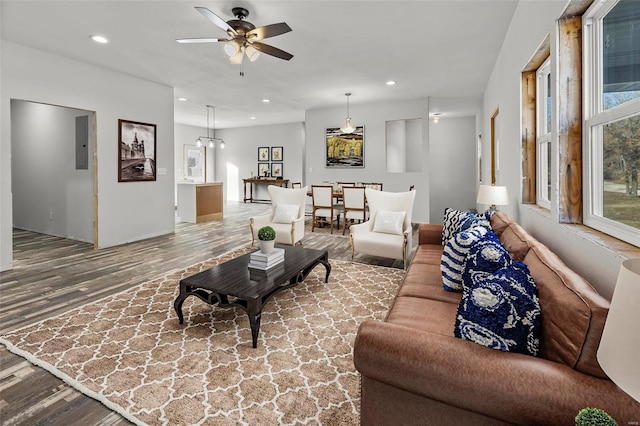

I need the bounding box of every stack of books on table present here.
[249,248,285,270]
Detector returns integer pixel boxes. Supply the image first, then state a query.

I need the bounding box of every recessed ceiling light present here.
[386,80,396,86]
[178,97,188,102]
[250,116,257,120]
[262,99,270,103]
[90,34,109,44]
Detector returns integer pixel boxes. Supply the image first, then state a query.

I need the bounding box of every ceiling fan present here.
[176,6,293,71]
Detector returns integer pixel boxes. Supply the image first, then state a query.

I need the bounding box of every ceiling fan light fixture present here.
[229,47,244,64]
[340,93,357,134]
[224,43,237,57]
[245,45,260,62]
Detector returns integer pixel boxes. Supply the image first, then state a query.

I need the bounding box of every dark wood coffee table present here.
[174,246,331,348]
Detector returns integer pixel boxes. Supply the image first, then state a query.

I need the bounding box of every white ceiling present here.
[1,0,519,129]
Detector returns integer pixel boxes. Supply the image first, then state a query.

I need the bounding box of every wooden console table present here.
[243,178,289,203]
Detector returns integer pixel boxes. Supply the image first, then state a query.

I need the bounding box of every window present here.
[536,58,552,209]
[584,0,640,247]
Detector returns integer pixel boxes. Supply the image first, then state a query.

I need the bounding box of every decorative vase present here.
[259,240,275,254]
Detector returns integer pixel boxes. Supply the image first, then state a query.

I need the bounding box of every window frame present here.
[583,0,640,247]
[536,58,552,209]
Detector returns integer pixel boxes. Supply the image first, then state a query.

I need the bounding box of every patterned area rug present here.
[0,246,403,426]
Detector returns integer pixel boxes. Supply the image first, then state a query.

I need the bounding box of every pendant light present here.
[340,93,356,134]
[195,105,225,149]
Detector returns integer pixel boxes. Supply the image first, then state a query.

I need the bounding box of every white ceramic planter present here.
[259,240,275,254]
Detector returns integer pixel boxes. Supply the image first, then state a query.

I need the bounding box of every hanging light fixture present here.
[340,93,356,134]
[195,105,226,148]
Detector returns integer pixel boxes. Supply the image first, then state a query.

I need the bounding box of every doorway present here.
[10,100,97,249]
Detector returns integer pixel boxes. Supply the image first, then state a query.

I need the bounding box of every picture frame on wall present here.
[325,126,364,168]
[258,147,270,162]
[271,162,283,178]
[118,119,156,182]
[258,162,270,178]
[271,146,283,162]
[183,144,205,182]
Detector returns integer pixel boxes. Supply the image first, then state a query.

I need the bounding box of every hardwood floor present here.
[0,201,409,425]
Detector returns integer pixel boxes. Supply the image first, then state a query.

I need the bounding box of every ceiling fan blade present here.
[247,23,292,40]
[195,6,237,36]
[251,41,294,61]
[176,37,226,44]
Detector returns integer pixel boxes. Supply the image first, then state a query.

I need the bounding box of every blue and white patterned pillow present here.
[454,261,541,356]
[441,226,489,292]
[456,211,491,235]
[462,231,511,289]
[442,208,467,245]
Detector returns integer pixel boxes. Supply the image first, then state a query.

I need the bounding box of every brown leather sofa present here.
[354,211,640,425]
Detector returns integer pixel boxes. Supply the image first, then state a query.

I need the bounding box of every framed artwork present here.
[325,126,364,168]
[258,147,270,162]
[271,146,283,162]
[477,134,483,183]
[118,119,156,182]
[490,107,499,185]
[183,144,205,181]
[271,162,283,178]
[258,162,270,177]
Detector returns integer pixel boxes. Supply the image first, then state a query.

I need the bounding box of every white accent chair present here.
[349,188,416,268]
[249,185,308,246]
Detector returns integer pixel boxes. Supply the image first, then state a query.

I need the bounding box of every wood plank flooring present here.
[0,201,409,425]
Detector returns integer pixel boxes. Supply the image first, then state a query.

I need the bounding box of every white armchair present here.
[249,185,308,246]
[349,188,416,268]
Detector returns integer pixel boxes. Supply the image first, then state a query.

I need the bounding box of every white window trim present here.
[536,58,552,209]
[583,0,640,248]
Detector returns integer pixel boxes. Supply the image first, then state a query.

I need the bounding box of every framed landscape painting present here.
[325,126,364,168]
[118,119,156,182]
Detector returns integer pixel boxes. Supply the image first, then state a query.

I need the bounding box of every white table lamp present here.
[597,258,640,402]
[477,185,509,209]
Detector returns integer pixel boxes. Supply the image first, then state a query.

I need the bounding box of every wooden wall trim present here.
[557,16,583,223]
[522,71,536,204]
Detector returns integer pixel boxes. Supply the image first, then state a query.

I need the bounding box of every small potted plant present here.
[575,407,617,426]
[258,225,276,254]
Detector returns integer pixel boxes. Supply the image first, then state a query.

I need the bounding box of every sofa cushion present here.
[523,242,610,378]
[455,261,541,356]
[401,263,463,304]
[462,231,511,288]
[387,297,457,337]
[490,212,531,261]
[441,226,489,292]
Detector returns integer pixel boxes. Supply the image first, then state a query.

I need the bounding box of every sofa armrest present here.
[354,320,640,425]
[418,223,443,245]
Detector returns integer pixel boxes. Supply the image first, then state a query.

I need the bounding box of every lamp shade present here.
[597,258,640,402]
[477,185,509,206]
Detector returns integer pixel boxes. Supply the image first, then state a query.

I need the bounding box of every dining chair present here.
[291,182,302,188]
[341,186,367,235]
[311,185,341,233]
[362,182,383,191]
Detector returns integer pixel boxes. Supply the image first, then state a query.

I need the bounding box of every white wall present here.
[429,116,478,221]
[305,98,431,222]
[1,41,175,270]
[213,122,305,202]
[481,0,628,298]
[11,101,94,242]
